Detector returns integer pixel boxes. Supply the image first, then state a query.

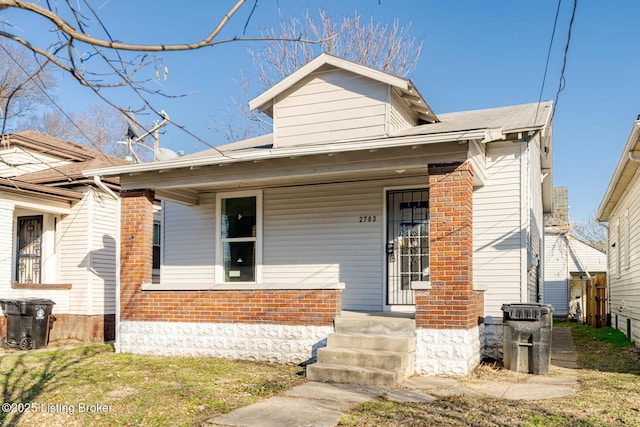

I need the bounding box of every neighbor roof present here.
[0,177,83,202]
[3,131,128,186]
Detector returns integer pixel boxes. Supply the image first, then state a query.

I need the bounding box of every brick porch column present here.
[120,189,155,319]
[413,161,484,375]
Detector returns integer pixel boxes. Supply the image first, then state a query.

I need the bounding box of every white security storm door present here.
[16,215,43,284]
[386,189,429,305]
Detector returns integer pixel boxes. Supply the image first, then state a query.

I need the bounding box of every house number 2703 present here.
[359,216,377,223]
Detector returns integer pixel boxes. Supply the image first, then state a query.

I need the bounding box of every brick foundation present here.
[415,162,484,329]
[120,189,341,328]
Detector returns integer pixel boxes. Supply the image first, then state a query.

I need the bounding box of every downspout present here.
[94,175,121,352]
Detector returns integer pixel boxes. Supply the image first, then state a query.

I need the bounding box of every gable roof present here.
[597,119,640,221]
[248,53,438,124]
[6,130,99,161]
[3,131,128,187]
[0,177,83,202]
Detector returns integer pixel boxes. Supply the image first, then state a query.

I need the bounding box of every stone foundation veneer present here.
[119,321,332,365]
[414,326,483,376]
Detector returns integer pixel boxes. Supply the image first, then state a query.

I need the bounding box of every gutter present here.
[83,129,489,178]
[94,175,121,353]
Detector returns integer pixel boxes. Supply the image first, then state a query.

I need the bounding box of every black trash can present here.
[0,298,55,350]
[501,303,554,374]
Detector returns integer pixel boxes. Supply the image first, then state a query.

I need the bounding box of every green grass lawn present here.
[0,344,304,426]
[339,323,640,427]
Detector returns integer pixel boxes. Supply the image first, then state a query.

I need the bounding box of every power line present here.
[0,43,120,167]
[533,0,563,126]
[552,0,578,121]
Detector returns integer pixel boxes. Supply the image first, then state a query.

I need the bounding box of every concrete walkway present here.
[206,327,579,427]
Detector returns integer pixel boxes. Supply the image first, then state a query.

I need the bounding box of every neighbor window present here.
[16,215,43,283]
[217,192,261,283]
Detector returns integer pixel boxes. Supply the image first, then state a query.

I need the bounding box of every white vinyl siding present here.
[543,233,569,315]
[274,68,388,147]
[160,200,216,287]
[0,201,15,287]
[89,192,118,314]
[59,193,91,314]
[528,137,544,302]
[0,146,67,177]
[608,167,640,331]
[389,90,416,134]
[473,141,523,317]
[261,176,427,311]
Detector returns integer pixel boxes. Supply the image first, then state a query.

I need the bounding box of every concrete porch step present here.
[334,315,415,336]
[316,347,411,372]
[327,332,416,353]
[306,363,400,387]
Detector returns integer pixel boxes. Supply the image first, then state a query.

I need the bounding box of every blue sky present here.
[4,1,639,223]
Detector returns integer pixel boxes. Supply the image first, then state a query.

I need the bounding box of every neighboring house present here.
[0,130,128,342]
[544,187,606,319]
[86,54,553,376]
[597,118,640,344]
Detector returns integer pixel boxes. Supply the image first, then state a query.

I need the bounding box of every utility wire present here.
[0,44,117,198]
[533,0,563,126]
[0,43,120,167]
[551,0,578,122]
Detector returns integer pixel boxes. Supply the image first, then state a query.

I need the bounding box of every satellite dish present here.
[155,147,180,161]
[122,110,147,142]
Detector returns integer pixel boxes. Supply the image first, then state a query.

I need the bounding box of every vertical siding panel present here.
[473,142,523,318]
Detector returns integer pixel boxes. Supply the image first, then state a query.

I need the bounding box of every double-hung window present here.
[217,191,261,283]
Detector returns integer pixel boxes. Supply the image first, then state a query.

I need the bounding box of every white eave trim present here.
[596,120,640,222]
[83,129,488,178]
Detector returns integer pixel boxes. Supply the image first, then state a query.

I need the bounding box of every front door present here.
[386,189,430,305]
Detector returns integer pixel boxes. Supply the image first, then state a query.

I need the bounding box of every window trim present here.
[215,190,262,285]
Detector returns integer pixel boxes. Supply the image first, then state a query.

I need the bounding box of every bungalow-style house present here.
[86,54,553,379]
[544,187,607,320]
[597,118,640,344]
[0,130,127,343]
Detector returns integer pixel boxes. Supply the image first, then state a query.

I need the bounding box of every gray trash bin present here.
[0,298,55,350]
[501,303,553,374]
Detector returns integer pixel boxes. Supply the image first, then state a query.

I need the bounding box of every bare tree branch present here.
[0,0,247,52]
